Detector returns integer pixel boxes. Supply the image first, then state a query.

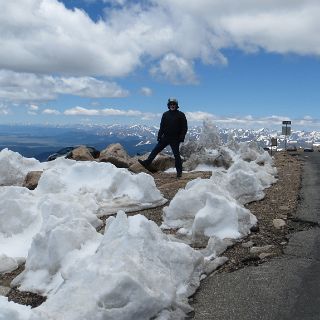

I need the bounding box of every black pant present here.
[146,138,182,174]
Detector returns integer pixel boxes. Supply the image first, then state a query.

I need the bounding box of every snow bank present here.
[8,212,204,320]
[12,217,102,295]
[0,149,43,186]
[224,160,266,204]
[162,178,256,244]
[0,187,41,260]
[0,296,32,320]
[36,158,167,215]
[162,123,276,246]
[0,154,166,267]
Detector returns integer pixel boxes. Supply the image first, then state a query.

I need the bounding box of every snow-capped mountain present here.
[1,123,320,162]
[82,124,320,149]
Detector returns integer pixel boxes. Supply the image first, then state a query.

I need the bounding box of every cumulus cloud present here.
[64,106,159,120]
[0,70,128,101]
[1,0,319,83]
[150,54,198,84]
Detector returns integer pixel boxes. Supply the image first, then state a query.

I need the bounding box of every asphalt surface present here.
[192,152,320,320]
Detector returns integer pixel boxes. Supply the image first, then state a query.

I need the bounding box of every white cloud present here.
[185,111,296,128]
[1,0,320,82]
[64,106,159,119]
[151,54,198,85]
[27,104,39,115]
[29,104,39,111]
[140,87,153,96]
[0,70,128,102]
[186,111,216,122]
[42,108,61,115]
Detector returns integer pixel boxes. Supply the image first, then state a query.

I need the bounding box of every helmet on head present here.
[167,98,179,109]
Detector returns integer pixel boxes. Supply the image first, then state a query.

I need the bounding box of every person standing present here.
[139,98,188,178]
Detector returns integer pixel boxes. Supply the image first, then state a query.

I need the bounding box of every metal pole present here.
[284,123,287,150]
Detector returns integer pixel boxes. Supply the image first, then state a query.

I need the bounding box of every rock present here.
[258,252,275,260]
[250,245,275,255]
[250,225,260,233]
[180,141,206,159]
[0,286,10,296]
[129,153,174,173]
[242,241,254,248]
[22,171,42,190]
[99,143,133,167]
[273,218,286,229]
[129,162,152,174]
[152,154,175,171]
[279,205,290,211]
[99,156,130,168]
[69,146,94,161]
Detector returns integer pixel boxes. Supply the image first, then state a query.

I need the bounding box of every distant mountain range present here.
[0,123,319,161]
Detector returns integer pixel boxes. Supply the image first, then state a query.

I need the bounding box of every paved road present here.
[192,152,320,320]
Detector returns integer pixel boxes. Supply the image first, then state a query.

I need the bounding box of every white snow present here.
[0,296,32,320]
[0,158,166,265]
[0,149,43,186]
[0,121,278,319]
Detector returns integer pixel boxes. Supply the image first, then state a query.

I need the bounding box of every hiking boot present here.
[176,172,182,178]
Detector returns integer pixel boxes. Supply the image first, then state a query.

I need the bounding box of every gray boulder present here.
[22,171,43,190]
[69,146,95,161]
[99,143,133,168]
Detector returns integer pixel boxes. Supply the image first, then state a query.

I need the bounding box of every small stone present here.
[242,241,254,248]
[259,253,274,260]
[250,225,260,233]
[273,218,286,229]
[250,245,275,255]
[280,241,287,245]
[279,205,290,211]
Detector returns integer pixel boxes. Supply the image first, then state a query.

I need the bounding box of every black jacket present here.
[157,110,188,142]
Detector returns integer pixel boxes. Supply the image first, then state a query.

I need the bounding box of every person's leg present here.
[144,139,168,164]
[170,141,182,177]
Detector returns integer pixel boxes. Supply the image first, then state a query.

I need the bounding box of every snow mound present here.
[0,296,32,320]
[11,212,204,320]
[36,159,167,215]
[0,149,43,186]
[0,154,167,268]
[162,178,257,244]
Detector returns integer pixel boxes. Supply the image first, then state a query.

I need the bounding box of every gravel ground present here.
[0,151,302,309]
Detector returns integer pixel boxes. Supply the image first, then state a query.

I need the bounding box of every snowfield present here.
[0,123,277,320]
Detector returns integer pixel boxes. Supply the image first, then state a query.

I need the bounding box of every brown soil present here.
[0,151,302,307]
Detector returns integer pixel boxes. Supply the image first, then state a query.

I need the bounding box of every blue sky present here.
[1,0,320,130]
